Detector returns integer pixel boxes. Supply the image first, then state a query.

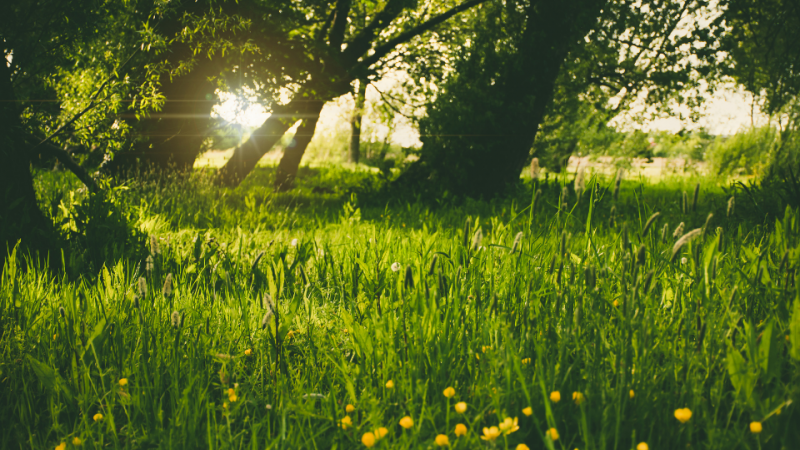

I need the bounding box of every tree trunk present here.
[107,65,218,175]
[274,101,325,191]
[397,0,605,198]
[0,61,58,271]
[349,79,367,163]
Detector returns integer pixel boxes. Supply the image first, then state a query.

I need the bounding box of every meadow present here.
[2,165,799,450]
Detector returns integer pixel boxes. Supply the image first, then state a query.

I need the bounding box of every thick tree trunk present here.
[274,101,325,191]
[349,79,367,163]
[397,0,605,197]
[108,66,218,175]
[0,61,58,270]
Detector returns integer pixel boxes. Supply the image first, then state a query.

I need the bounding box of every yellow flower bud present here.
[435,434,450,446]
[443,387,456,398]
[244,348,252,356]
[674,408,692,423]
[340,415,353,429]
[750,422,762,434]
[454,423,467,437]
[385,380,394,389]
[637,443,649,450]
[72,437,82,447]
[455,402,467,413]
[55,442,66,450]
[517,445,531,450]
[629,389,635,399]
[546,427,559,441]
[376,427,388,439]
[399,416,414,429]
[93,413,103,422]
[361,432,376,448]
[119,378,128,387]
[572,392,585,405]
[346,404,355,413]
[522,407,533,416]
[550,391,561,403]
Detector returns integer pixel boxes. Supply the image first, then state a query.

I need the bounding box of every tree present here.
[214,0,489,189]
[0,0,182,267]
[397,0,720,197]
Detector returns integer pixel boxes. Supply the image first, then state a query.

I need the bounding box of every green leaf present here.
[790,299,800,361]
[758,320,781,381]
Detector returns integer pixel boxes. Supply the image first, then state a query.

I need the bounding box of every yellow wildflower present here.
[53,334,58,341]
[613,299,619,307]
[227,388,235,396]
[637,443,649,450]
[385,380,394,389]
[517,445,531,450]
[223,402,229,409]
[481,426,501,441]
[72,437,82,446]
[55,442,66,450]
[346,404,355,413]
[454,423,467,437]
[399,416,414,429]
[376,427,389,439]
[482,346,490,353]
[521,358,531,365]
[499,417,519,435]
[455,402,467,413]
[229,394,238,402]
[435,434,450,446]
[93,413,103,422]
[244,348,252,356]
[522,407,533,416]
[340,415,353,429]
[550,391,561,403]
[443,387,456,398]
[361,432,376,448]
[572,392,585,405]
[750,422,762,434]
[629,389,635,399]
[119,378,128,387]
[343,328,348,334]
[674,408,692,423]
[546,427,559,441]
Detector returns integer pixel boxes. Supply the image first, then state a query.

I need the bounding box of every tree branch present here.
[38,142,100,192]
[328,0,353,51]
[341,0,409,64]
[353,0,488,71]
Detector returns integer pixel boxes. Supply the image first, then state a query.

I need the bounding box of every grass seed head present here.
[548,255,557,274]
[574,165,586,198]
[170,311,181,329]
[530,157,540,180]
[702,213,714,240]
[727,196,735,217]
[692,183,700,212]
[673,222,685,239]
[471,228,483,250]
[613,169,623,201]
[163,273,173,298]
[561,185,570,203]
[58,306,65,318]
[671,228,702,262]
[428,255,438,276]
[682,191,688,215]
[661,223,669,243]
[560,230,567,256]
[636,244,646,266]
[404,266,414,290]
[138,277,147,297]
[511,232,523,254]
[643,270,654,293]
[642,212,660,237]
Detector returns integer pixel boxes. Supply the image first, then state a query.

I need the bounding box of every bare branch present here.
[328,0,353,51]
[38,142,100,192]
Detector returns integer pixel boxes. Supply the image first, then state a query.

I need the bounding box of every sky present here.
[212,78,769,151]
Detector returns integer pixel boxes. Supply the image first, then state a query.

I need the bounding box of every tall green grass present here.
[3,170,799,449]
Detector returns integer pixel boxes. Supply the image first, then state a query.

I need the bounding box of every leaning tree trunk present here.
[349,79,367,164]
[217,97,328,187]
[397,0,605,198]
[274,100,325,190]
[0,61,58,271]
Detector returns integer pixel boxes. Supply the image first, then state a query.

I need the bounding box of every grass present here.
[4,166,800,449]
